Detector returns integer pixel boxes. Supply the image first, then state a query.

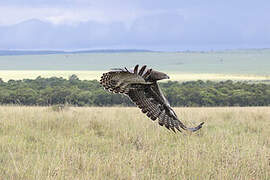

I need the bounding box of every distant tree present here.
[0,77,270,106]
[69,74,79,81]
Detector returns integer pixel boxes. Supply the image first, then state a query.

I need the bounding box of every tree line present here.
[0,75,270,107]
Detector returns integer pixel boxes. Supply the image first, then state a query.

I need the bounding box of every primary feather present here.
[100,65,204,132]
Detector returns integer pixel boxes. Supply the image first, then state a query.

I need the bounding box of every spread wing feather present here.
[100,65,204,132]
[127,84,185,132]
[100,68,150,94]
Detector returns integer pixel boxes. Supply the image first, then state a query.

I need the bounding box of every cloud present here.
[0,0,141,25]
[0,0,269,50]
[0,10,269,50]
[0,6,131,26]
[1,0,269,26]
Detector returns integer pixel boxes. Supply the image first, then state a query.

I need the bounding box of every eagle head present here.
[147,69,170,81]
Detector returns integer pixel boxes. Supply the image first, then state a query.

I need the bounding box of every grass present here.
[0,106,269,179]
[0,70,270,82]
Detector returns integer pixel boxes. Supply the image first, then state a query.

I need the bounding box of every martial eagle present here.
[100,65,204,132]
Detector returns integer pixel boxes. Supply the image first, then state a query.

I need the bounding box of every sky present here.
[0,0,269,51]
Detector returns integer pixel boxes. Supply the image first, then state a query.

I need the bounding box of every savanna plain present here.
[0,106,269,179]
[1,50,270,82]
[1,50,270,179]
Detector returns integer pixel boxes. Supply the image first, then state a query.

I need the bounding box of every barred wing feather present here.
[100,68,150,94]
[127,83,204,132]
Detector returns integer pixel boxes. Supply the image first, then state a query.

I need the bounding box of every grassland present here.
[0,50,270,73]
[1,50,270,82]
[1,70,270,82]
[0,106,269,179]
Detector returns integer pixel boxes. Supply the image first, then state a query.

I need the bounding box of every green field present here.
[0,49,270,73]
[0,106,269,179]
[1,49,270,82]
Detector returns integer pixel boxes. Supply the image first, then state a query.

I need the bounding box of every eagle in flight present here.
[100,65,204,132]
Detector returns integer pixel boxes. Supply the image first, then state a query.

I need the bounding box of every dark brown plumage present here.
[100,65,204,132]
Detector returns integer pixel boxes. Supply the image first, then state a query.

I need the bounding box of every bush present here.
[0,75,269,107]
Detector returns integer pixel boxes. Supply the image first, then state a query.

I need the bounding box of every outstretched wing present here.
[100,67,147,93]
[100,65,204,132]
[127,83,204,132]
[100,65,152,93]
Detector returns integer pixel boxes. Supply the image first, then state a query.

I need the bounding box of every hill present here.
[0,49,153,56]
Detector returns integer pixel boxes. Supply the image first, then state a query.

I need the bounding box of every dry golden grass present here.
[0,70,270,82]
[0,106,270,179]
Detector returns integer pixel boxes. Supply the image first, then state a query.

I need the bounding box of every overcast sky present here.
[0,0,269,50]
